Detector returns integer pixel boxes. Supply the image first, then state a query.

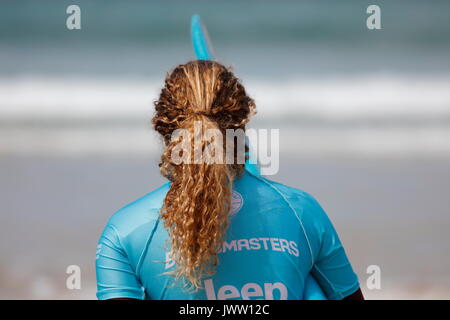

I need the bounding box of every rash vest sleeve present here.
[95,224,145,300]
[302,194,360,300]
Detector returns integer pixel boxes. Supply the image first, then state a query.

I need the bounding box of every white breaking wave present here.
[0,77,158,120]
[1,75,450,157]
[1,75,450,121]
[247,75,450,120]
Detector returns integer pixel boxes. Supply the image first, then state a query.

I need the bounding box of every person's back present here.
[95,60,361,300]
[96,170,359,300]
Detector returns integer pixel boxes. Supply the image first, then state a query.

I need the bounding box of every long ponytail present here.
[152,60,255,290]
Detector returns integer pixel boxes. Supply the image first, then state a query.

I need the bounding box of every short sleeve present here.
[95,224,145,300]
[303,195,360,300]
[303,274,327,300]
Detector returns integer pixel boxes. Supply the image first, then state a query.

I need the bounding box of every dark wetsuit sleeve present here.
[95,224,145,300]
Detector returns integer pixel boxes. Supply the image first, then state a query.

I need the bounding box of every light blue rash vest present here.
[96,169,359,300]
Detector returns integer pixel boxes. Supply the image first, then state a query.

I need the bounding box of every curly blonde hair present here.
[152,60,255,290]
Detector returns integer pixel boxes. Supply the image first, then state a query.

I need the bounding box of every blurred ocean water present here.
[1,0,450,157]
[1,0,450,299]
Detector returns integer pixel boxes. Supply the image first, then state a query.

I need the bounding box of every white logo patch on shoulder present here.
[230,190,244,216]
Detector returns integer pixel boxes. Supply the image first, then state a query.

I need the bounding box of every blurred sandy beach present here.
[1,0,450,299]
[1,155,450,299]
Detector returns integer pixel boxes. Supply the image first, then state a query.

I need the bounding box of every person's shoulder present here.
[252,173,317,204]
[106,182,171,234]
[251,173,325,219]
[255,175,332,248]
